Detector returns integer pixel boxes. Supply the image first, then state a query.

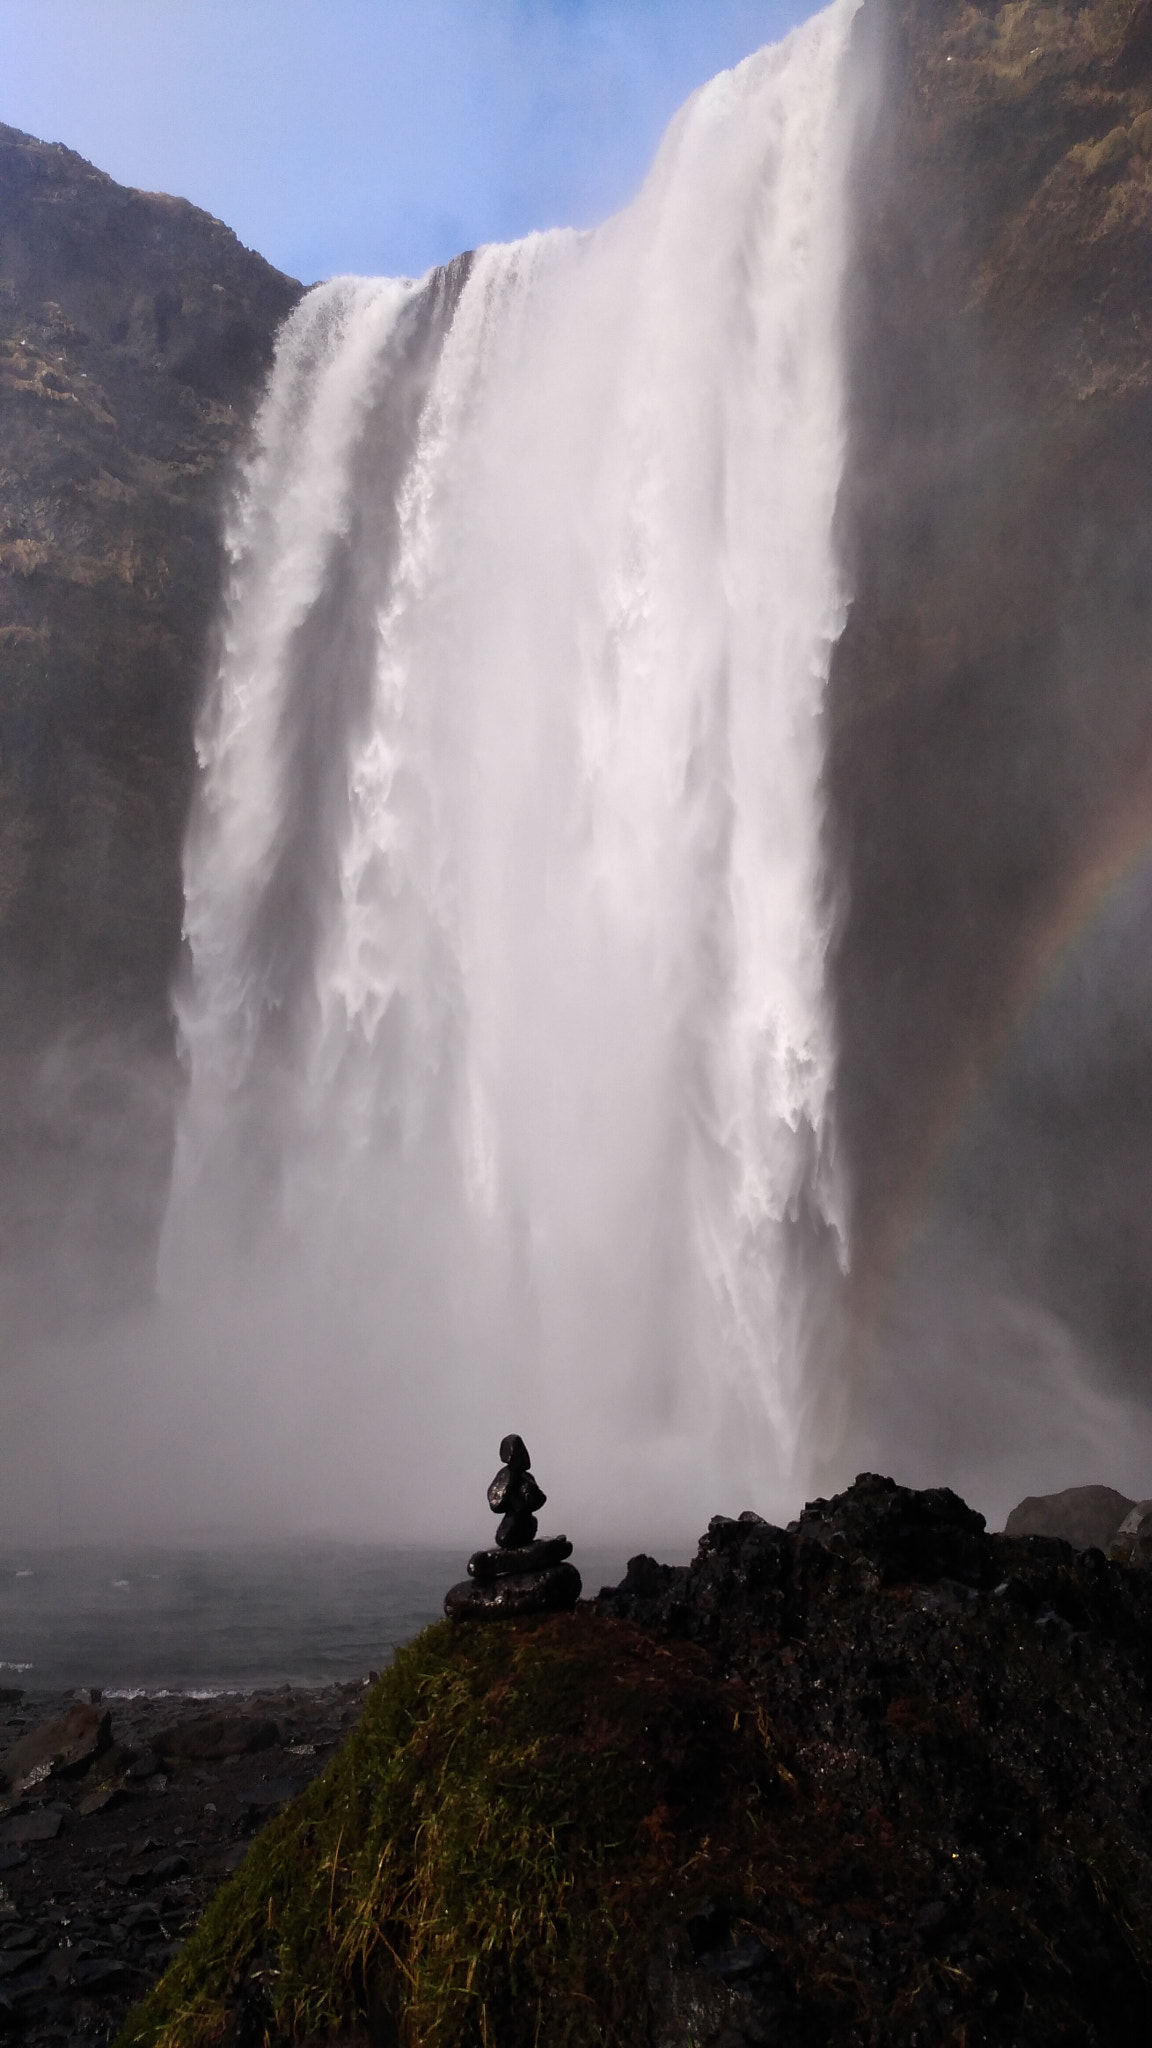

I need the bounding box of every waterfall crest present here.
[163,0,861,1537]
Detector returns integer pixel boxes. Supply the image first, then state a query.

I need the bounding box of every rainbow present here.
[850,705,1152,1338]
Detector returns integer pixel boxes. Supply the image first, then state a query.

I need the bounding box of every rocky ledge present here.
[109,1472,1152,2047]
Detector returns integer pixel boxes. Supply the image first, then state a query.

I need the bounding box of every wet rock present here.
[0,1704,111,1793]
[648,1909,802,2048]
[444,1563,582,1622]
[1004,1484,1135,1550]
[495,1508,539,1548]
[0,1675,370,2043]
[607,1472,1152,2043]
[69,1954,130,1991]
[0,1948,41,1980]
[0,1814,61,1848]
[152,1713,280,1762]
[796,1472,990,1587]
[468,1535,573,1581]
[487,1437,547,1551]
[447,1435,581,1619]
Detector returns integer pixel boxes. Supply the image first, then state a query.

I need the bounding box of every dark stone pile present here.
[597,1471,1152,2045]
[444,1436,582,1620]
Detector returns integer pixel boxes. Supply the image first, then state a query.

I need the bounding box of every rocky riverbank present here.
[0,1678,368,2044]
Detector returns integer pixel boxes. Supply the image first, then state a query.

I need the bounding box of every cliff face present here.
[4,2,1152,1417]
[829,0,1152,1447]
[0,126,302,1319]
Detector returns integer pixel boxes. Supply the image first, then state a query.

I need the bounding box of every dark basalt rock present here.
[487,1435,547,1548]
[1004,1483,1136,1550]
[597,1468,1152,1665]
[796,1469,991,1588]
[444,1562,583,1621]
[468,1535,573,1581]
[496,1509,539,1549]
[598,1471,1152,2044]
[446,1437,581,1620]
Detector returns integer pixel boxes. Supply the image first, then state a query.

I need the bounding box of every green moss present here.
[115,1614,773,2048]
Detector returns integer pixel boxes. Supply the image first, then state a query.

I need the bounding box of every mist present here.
[5,0,1152,1551]
[1,3,861,1547]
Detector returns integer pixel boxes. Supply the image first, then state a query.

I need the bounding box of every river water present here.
[0,1542,652,1693]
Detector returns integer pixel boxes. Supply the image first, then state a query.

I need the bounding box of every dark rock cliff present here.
[0,125,302,1322]
[828,0,1152,1442]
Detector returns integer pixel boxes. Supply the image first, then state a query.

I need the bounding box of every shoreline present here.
[0,1677,371,2045]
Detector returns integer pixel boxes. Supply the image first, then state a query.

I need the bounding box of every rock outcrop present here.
[112,1473,1152,2046]
[830,0,1152,1412]
[0,124,302,1323]
[1004,1482,1137,1549]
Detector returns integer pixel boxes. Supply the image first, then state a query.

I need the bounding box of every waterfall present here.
[162,0,861,1538]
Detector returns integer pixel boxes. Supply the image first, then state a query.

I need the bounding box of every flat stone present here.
[0,1945,43,1978]
[1,1704,111,1793]
[78,1786,130,1818]
[445,1561,582,1622]
[468,1535,573,1582]
[0,1809,62,1845]
[152,1713,280,1761]
[70,1954,130,1992]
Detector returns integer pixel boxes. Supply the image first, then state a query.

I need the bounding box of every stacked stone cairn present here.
[444,1435,582,1620]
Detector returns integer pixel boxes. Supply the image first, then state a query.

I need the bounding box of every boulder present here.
[0,1703,110,1793]
[1003,1485,1135,1550]
[468,1535,573,1581]
[0,1809,62,1845]
[152,1713,280,1762]
[444,1561,582,1622]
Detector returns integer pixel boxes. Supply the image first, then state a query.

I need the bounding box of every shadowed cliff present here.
[828,0,1152,1476]
[0,125,303,1327]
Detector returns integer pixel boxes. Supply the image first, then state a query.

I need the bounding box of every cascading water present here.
[162,0,861,1539]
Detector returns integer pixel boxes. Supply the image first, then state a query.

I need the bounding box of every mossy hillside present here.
[115,1613,775,2048]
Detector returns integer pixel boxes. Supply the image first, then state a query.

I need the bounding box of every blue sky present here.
[0,0,816,283]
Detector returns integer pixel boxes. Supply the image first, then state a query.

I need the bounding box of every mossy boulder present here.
[114,1613,774,2048]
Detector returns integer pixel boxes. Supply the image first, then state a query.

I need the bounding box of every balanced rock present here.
[446,1436,582,1621]
[486,1433,547,1549]
[468,1534,573,1582]
[445,1563,582,1621]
